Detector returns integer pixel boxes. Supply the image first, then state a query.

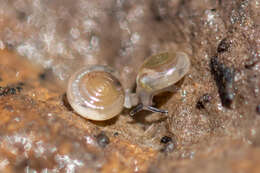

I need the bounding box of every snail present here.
[130,51,191,115]
[67,52,190,121]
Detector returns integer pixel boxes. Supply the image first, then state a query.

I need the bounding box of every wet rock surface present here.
[0,0,259,172]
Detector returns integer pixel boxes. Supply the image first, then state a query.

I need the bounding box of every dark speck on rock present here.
[0,86,21,96]
[210,56,235,108]
[9,88,16,95]
[6,42,15,51]
[256,105,260,114]
[16,86,23,92]
[160,136,172,144]
[160,135,175,153]
[196,93,212,109]
[18,82,25,86]
[3,105,14,112]
[217,38,230,53]
[154,15,163,22]
[16,11,27,21]
[245,56,258,69]
[113,132,119,137]
[38,73,46,80]
[96,132,110,148]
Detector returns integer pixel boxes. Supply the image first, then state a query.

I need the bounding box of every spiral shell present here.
[67,65,125,121]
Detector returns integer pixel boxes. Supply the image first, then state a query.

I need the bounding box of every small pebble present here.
[96,132,110,148]
[113,132,119,137]
[0,86,21,96]
[39,73,46,80]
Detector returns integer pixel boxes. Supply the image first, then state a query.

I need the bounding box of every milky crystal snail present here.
[67,52,191,121]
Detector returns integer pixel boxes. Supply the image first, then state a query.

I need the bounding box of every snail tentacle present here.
[144,105,168,114]
[129,103,168,116]
[129,103,144,116]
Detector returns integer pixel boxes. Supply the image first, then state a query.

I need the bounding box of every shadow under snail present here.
[67,52,191,121]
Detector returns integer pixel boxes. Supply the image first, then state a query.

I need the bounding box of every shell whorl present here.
[67,65,124,121]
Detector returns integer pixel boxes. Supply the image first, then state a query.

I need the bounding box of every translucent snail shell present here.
[67,65,125,121]
[136,52,191,107]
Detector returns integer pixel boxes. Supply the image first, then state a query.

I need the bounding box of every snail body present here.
[66,52,190,120]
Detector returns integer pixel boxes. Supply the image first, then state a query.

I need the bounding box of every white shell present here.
[67,65,125,121]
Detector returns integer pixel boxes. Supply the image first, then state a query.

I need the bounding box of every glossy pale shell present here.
[67,66,125,121]
[137,52,190,93]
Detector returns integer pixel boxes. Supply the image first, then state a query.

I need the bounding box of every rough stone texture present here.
[0,0,259,173]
